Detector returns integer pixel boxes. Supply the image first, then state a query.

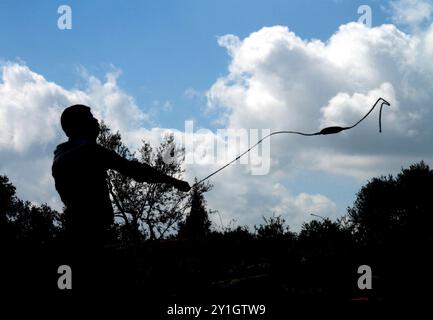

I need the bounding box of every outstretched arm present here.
[101,146,191,192]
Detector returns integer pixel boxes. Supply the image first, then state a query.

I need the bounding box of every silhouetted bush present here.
[348,161,433,248]
[0,174,62,244]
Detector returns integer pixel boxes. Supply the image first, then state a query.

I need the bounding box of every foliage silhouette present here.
[178,179,213,240]
[0,174,62,244]
[255,214,294,240]
[98,122,190,240]
[2,148,433,305]
[347,161,433,300]
[348,161,433,248]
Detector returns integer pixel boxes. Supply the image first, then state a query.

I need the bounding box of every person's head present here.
[60,104,100,140]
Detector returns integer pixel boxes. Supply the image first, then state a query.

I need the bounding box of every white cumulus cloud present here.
[207,22,433,182]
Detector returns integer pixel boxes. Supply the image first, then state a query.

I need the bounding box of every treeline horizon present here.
[2,161,432,302]
[1,124,432,305]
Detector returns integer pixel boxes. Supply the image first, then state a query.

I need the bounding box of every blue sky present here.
[0,0,389,130]
[1,0,432,229]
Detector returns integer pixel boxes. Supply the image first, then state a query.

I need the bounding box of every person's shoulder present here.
[95,143,114,153]
[56,140,103,158]
[94,144,120,160]
[53,141,69,153]
[53,141,74,159]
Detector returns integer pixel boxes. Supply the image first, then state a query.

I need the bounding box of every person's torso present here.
[52,140,114,231]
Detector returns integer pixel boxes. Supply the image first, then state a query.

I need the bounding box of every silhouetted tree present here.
[217,225,253,241]
[0,175,19,241]
[0,174,61,244]
[254,214,294,240]
[298,218,352,256]
[346,161,433,300]
[98,122,190,240]
[178,180,213,240]
[348,161,433,247]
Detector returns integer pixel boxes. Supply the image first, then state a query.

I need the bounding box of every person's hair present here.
[60,104,93,137]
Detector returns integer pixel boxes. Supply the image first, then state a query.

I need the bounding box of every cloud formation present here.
[208,22,433,180]
[389,0,433,27]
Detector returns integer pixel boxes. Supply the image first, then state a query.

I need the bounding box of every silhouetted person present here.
[52,104,190,291]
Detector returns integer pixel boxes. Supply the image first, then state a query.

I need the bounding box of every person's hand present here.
[174,180,191,192]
